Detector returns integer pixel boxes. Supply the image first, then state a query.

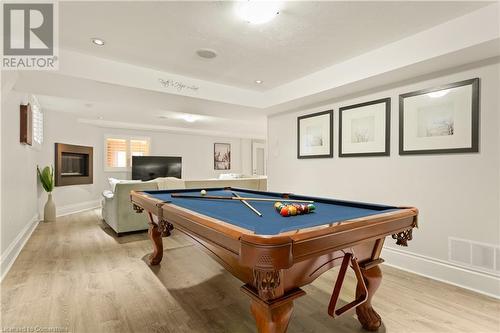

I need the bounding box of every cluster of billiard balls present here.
[274,202,316,217]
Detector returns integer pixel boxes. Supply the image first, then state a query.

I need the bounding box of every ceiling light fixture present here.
[196,49,217,59]
[159,114,199,122]
[427,90,450,98]
[255,80,263,84]
[236,1,281,24]
[181,114,197,123]
[91,38,105,46]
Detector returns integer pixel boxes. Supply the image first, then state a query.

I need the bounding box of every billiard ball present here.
[307,204,316,212]
[288,205,297,216]
[274,202,283,211]
[294,203,303,214]
[280,207,289,217]
[200,190,207,196]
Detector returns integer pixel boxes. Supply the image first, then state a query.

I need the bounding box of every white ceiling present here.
[14,72,268,138]
[60,1,489,90]
[6,1,498,139]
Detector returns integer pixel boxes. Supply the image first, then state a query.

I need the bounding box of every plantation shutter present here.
[130,139,149,157]
[106,138,127,167]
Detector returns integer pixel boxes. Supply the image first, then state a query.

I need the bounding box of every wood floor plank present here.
[1,210,498,333]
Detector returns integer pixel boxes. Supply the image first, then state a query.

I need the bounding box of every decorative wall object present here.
[297,110,333,159]
[20,104,32,145]
[214,143,231,170]
[158,78,199,93]
[55,143,93,186]
[37,165,55,222]
[399,78,479,155]
[339,98,390,157]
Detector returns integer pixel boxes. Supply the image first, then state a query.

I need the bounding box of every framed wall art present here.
[399,78,479,155]
[297,110,333,159]
[214,143,231,170]
[339,98,390,157]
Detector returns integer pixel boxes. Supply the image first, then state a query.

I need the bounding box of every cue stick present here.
[170,194,314,203]
[231,191,262,217]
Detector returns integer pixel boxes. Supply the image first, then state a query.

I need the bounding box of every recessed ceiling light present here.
[427,90,450,98]
[255,80,263,84]
[181,114,197,123]
[91,38,105,46]
[196,49,217,59]
[98,116,103,120]
[236,1,281,24]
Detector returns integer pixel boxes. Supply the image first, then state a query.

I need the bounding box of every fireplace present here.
[55,143,93,186]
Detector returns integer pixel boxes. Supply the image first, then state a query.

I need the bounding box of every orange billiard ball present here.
[280,207,289,217]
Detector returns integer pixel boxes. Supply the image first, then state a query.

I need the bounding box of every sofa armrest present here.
[102,190,114,199]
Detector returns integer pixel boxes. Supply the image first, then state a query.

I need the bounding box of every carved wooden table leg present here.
[242,286,305,333]
[251,298,293,333]
[148,222,163,265]
[356,265,382,331]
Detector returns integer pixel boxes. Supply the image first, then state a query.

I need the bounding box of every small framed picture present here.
[214,143,231,170]
[297,110,333,159]
[339,98,390,157]
[399,78,479,155]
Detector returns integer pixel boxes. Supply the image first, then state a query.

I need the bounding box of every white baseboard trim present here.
[383,246,500,299]
[1,214,39,281]
[55,200,101,218]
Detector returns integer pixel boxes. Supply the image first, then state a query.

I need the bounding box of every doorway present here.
[252,142,266,176]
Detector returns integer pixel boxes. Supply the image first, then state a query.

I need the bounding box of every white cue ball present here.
[200,190,207,196]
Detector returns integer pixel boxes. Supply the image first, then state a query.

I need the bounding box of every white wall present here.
[1,90,40,276]
[0,88,260,277]
[267,61,500,296]
[36,111,256,215]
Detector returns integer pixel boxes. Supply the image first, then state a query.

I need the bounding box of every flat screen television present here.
[132,156,182,181]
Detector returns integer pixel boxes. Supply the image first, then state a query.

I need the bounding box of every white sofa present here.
[102,176,267,234]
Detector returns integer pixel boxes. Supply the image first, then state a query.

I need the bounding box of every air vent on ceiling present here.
[196,49,217,59]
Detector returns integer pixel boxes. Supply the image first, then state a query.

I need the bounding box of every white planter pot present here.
[44,193,56,222]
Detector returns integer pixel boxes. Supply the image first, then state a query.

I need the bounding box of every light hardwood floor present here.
[1,210,499,333]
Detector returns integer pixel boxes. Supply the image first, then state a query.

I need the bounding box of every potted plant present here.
[37,165,56,222]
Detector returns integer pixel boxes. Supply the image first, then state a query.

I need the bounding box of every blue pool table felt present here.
[143,188,398,235]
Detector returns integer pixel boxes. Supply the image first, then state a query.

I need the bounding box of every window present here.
[104,136,150,171]
[131,139,149,157]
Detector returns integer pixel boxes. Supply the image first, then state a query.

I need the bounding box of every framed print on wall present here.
[297,110,333,159]
[399,78,479,155]
[339,98,390,157]
[214,143,231,170]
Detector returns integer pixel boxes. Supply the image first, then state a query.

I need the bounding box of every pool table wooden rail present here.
[130,189,418,333]
[131,189,417,258]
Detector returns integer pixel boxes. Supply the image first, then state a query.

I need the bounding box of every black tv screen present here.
[132,156,182,181]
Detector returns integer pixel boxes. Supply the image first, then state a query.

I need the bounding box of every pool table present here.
[130,187,418,333]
